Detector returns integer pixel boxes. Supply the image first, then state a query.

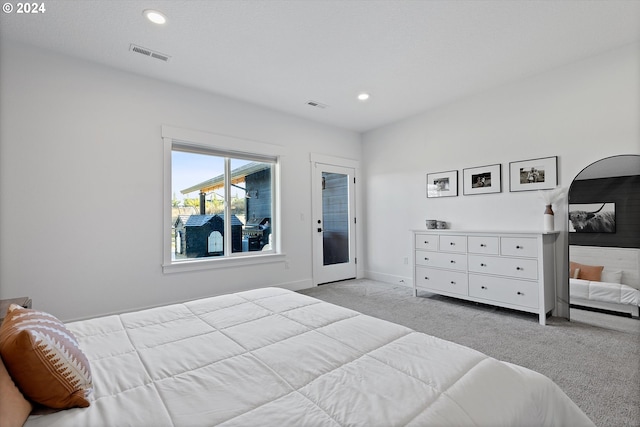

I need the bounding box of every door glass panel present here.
[322,172,349,265]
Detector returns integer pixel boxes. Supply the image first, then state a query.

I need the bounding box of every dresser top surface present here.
[412,229,560,236]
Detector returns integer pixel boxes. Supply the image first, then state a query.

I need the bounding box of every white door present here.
[312,162,357,285]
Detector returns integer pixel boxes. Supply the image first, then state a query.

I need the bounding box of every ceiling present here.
[1,1,639,133]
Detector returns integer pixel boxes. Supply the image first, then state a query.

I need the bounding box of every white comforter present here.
[570,278,640,306]
[25,287,594,427]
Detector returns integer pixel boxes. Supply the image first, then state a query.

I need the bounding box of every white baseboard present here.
[364,270,412,288]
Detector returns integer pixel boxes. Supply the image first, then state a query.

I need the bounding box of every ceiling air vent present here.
[306,100,328,109]
[129,44,171,62]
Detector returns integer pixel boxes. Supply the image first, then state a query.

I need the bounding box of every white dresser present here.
[412,230,559,325]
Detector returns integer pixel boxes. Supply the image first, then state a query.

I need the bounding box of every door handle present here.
[317,228,323,232]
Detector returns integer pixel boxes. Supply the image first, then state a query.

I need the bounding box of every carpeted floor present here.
[299,278,640,427]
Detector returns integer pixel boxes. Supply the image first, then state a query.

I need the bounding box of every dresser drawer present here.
[500,237,537,258]
[468,255,538,280]
[439,235,467,253]
[416,251,467,271]
[469,274,538,308]
[415,234,438,251]
[467,236,499,255]
[416,267,468,295]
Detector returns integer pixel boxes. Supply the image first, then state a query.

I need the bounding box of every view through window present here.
[171,147,274,261]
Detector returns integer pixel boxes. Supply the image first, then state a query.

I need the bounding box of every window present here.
[162,126,282,273]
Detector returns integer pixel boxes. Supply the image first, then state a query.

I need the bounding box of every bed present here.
[570,245,640,317]
[2,287,594,427]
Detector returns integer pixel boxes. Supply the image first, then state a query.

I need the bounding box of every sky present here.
[172,152,250,204]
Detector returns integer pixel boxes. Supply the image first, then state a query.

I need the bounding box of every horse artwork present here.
[568,202,616,233]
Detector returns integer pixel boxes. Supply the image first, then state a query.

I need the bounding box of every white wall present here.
[362,43,640,317]
[0,41,362,321]
[2,40,638,322]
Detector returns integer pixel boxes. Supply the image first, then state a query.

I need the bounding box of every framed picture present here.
[568,202,616,233]
[463,164,502,195]
[509,156,558,192]
[427,170,458,198]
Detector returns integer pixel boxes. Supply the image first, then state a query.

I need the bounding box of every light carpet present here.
[299,278,640,427]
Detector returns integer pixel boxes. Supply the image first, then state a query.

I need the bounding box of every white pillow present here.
[600,269,622,284]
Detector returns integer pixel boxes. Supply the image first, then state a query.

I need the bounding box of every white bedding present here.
[25,287,594,427]
[570,278,640,306]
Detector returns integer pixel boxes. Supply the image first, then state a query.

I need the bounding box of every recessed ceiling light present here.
[357,93,370,101]
[143,9,167,25]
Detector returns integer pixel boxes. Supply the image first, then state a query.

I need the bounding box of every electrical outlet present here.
[403,257,409,265]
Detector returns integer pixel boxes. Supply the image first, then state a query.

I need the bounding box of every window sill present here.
[163,252,286,274]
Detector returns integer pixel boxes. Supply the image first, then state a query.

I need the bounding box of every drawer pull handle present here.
[481,286,487,290]
[450,260,455,263]
[424,257,429,261]
[424,277,429,280]
[450,242,455,245]
[480,263,486,267]
[450,281,456,285]
[517,291,524,296]
[516,245,522,249]
[480,244,486,247]
[516,267,522,271]
[424,241,429,244]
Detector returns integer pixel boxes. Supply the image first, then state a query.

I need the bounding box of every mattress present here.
[570,278,640,306]
[25,287,594,426]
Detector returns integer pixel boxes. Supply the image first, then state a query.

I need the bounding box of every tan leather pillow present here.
[0,356,32,427]
[570,262,604,282]
[0,305,92,409]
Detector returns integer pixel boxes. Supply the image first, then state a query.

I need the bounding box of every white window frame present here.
[162,125,285,274]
